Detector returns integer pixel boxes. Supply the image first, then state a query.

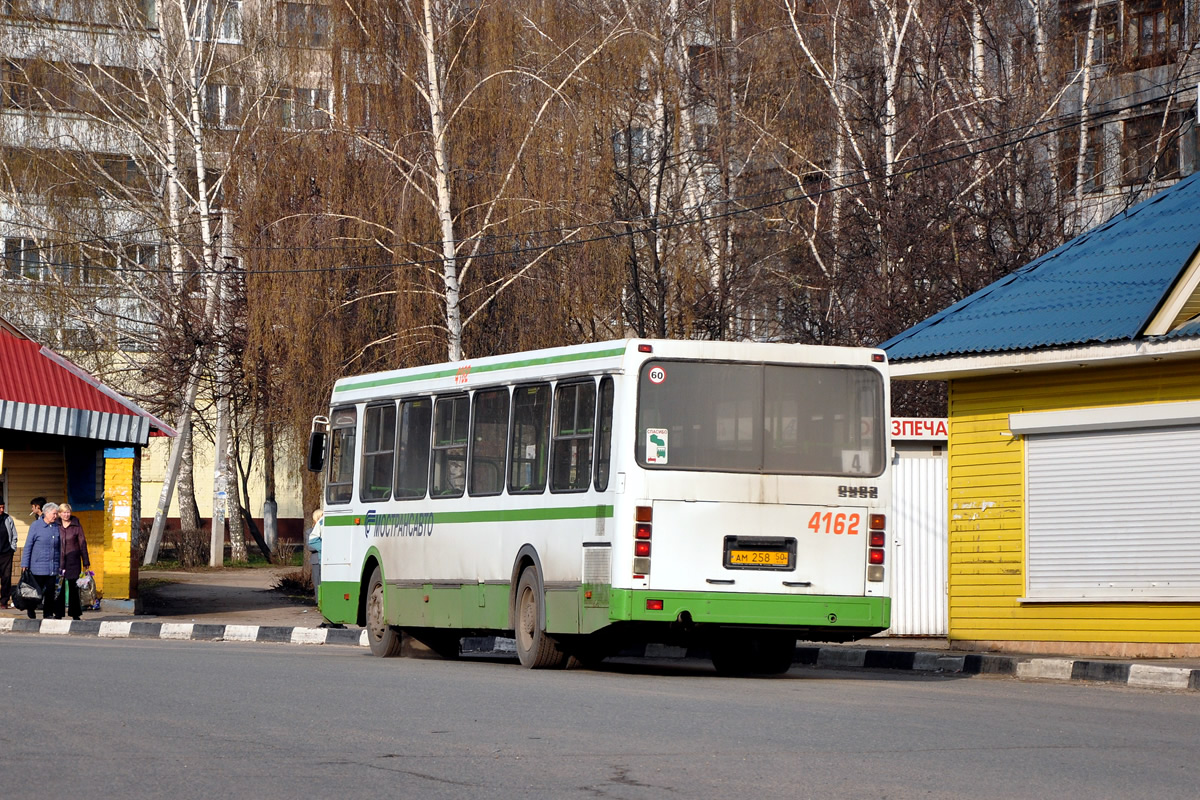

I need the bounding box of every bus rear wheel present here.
[366,566,402,657]
[514,567,568,669]
[710,631,796,676]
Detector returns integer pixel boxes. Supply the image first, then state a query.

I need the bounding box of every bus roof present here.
[330,339,886,404]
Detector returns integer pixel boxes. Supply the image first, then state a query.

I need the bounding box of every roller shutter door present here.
[1026,423,1200,600]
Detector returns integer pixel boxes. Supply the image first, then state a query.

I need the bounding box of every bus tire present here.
[710,631,795,676]
[366,566,402,657]
[514,567,568,669]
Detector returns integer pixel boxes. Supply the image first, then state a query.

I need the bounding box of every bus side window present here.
[360,403,397,501]
[469,387,509,496]
[594,376,614,491]
[325,406,358,506]
[395,397,432,499]
[431,394,469,497]
[508,383,550,494]
[551,380,596,492]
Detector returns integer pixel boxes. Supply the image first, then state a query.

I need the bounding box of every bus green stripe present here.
[334,346,628,393]
[324,505,613,526]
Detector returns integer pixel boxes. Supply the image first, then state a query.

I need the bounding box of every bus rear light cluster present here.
[867,513,886,582]
[633,505,652,576]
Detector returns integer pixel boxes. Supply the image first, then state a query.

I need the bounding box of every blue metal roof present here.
[882,172,1200,361]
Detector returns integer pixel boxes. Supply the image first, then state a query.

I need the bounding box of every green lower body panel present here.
[319,576,889,638]
[318,580,359,624]
[611,589,891,630]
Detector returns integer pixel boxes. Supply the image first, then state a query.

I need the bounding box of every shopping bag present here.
[76,571,98,608]
[17,569,43,603]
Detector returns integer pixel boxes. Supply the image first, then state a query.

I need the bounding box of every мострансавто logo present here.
[364,509,435,539]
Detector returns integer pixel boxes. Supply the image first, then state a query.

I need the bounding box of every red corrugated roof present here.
[0,325,146,417]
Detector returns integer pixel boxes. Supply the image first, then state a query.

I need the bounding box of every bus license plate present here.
[723,536,796,571]
[729,550,791,567]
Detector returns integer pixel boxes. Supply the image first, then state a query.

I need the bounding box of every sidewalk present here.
[3,569,1199,691]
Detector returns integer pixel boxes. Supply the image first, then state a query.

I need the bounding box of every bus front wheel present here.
[366,566,402,657]
[514,567,568,669]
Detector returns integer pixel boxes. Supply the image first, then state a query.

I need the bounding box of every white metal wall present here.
[888,445,948,636]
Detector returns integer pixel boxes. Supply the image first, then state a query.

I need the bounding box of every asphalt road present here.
[2,637,1197,799]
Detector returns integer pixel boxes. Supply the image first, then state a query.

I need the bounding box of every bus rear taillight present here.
[634,505,652,576]
[646,599,664,611]
[867,514,886,582]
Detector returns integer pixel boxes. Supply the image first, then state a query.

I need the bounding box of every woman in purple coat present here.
[58,503,91,620]
[20,502,63,620]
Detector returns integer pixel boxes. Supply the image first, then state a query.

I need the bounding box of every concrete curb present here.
[4,620,1198,689]
[0,617,369,647]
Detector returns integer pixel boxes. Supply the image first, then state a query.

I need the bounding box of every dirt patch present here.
[137,567,323,627]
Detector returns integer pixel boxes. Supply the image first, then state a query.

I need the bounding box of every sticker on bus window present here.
[646,428,669,464]
[841,450,871,474]
[647,366,666,384]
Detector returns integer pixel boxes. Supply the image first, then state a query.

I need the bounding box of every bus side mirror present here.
[307,430,327,473]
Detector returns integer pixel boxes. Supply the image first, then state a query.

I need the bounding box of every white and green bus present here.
[308,339,891,673]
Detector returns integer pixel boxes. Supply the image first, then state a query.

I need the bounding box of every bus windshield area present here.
[636,360,885,477]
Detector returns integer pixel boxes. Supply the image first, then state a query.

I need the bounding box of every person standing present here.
[30,496,45,521]
[58,502,90,620]
[20,502,62,620]
[0,502,17,609]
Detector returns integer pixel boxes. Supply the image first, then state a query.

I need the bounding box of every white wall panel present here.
[888,448,948,635]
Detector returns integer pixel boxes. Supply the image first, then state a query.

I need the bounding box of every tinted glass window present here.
[594,376,615,491]
[636,361,885,476]
[325,406,357,505]
[431,395,469,497]
[508,383,551,494]
[469,388,509,496]
[551,380,596,492]
[394,397,432,499]
[360,403,396,501]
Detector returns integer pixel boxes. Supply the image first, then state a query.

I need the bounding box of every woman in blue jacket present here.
[21,502,63,619]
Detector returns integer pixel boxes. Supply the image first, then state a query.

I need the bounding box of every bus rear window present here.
[636,361,885,476]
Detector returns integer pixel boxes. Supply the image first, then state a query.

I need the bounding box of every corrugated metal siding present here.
[0,400,149,444]
[1026,425,1200,596]
[949,361,1200,643]
[889,450,948,635]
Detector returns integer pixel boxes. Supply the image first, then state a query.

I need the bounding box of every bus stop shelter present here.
[0,314,175,609]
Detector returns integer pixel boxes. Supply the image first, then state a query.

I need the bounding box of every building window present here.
[280,2,331,48]
[346,83,383,130]
[3,237,42,280]
[202,84,241,128]
[1059,124,1106,193]
[1122,112,1181,184]
[188,0,241,43]
[276,87,329,129]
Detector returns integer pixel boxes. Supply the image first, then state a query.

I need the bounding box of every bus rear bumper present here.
[611,589,890,634]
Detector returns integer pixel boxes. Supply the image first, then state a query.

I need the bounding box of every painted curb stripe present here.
[291,628,329,645]
[160,623,194,640]
[0,618,14,633]
[99,621,131,638]
[224,625,259,642]
[41,619,72,635]
[334,347,627,393]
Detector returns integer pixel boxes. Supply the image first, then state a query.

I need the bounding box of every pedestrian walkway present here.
[3,568,1199,691]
